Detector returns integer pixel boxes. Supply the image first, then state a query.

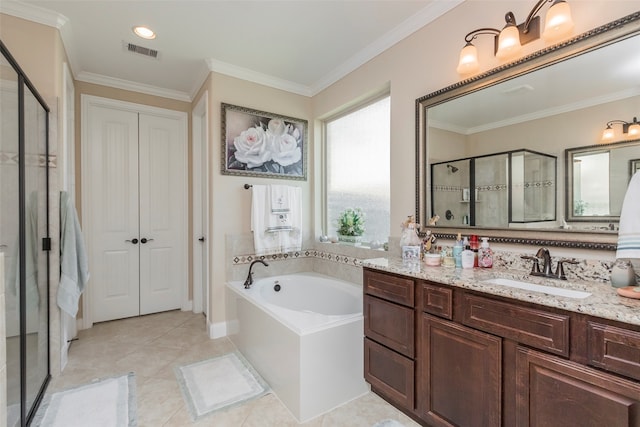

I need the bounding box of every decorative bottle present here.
[478,237,493,268]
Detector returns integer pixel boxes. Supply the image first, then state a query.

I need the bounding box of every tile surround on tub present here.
[226,233,618,285]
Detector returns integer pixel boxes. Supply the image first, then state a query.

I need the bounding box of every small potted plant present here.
[337,208,365,244]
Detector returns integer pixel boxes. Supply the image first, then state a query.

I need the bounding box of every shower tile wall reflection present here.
[475,154,509,227]
[431,159,471,227]
[431,149,556,228]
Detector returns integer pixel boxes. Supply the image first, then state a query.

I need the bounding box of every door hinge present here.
[42,237,52,251]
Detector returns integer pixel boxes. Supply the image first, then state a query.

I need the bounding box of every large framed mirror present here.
[416,11,640,250]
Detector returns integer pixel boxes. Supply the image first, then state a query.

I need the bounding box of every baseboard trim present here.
[209,321,227,339]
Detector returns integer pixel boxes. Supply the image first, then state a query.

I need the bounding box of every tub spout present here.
[244,259,269,289]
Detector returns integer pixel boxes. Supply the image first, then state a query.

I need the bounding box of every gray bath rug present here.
[32,372,137,427]
[175,351,270,421]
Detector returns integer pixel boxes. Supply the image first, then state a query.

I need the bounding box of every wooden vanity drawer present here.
[364,295,415,358]
[364,337,414,410]
[462,293,570,356]
[420,281,452,320]
[364,269,415,307]
[588,321,640,381]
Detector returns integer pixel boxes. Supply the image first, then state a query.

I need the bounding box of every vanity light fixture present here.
[133,26,156,40]
[601,117,640,141]
[456,0,574,75]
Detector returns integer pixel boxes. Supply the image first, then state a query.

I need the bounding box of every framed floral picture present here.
[221,103,307,180]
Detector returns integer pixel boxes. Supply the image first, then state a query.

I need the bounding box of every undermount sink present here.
[481,278,591,299]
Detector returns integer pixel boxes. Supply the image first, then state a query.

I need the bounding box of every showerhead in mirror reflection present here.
[416,11,640,247]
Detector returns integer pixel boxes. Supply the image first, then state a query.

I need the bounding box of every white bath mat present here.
[32,372,136,427]
[175,351,270,420]
[372,420,406,427]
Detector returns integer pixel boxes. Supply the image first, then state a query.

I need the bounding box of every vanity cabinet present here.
[362,268,640,427]
[364,270,415,410]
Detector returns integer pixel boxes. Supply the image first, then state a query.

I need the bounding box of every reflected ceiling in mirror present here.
[416,12,640,249]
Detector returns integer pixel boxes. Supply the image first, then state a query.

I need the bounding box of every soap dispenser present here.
[461,238,475,269]
[478,237,493,268]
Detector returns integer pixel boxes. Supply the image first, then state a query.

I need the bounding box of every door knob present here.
[140,238,154,244]
[125,238,139,244]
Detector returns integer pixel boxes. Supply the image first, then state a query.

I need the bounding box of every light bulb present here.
[133,26,156,40]
[456,43,480,75]
[601,125,615,141]
[543,0,574,41]
[496,24,521,60]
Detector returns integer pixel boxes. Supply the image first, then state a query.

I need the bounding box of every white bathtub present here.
[225,272,368,422]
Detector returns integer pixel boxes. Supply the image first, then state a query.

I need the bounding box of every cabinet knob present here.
[125,238,139,244]
[140,238,154,244]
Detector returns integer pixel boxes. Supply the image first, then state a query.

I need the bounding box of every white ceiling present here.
[1,0,464,100]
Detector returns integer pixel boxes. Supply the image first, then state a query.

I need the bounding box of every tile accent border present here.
[232,248,365,267]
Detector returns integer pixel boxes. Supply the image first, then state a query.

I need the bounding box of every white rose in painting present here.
[270,133,301,166]
[233,126,271,168]
[267,119,286,136]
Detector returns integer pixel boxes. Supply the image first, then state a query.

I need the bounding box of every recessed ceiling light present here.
[133,26,155,40]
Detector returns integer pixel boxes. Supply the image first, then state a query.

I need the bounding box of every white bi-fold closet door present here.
[82,95,187,324]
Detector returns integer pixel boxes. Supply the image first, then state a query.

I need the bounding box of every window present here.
[325,95,390,244]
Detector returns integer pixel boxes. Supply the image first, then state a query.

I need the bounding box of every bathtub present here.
[225,272,368,422]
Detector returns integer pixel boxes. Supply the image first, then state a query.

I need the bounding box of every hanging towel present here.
[58,191,90,318]
[270,184,290,214]
[251,185,302,256]
[10,191,40,311]
[617,171,640,259]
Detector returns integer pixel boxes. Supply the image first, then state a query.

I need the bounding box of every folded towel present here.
[617,171,640,259]
[270,185,290,214]
[251,185,302,256]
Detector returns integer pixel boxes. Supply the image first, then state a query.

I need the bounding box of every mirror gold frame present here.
[416,11,640,251]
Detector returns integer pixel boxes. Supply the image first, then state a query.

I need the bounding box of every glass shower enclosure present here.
[1,40,51,427]
[430,149,556,228]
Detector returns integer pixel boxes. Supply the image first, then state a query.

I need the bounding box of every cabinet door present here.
[516,346,640,427]
[418,314,502,427]
[364,295,414,357]
[364,338,414,410]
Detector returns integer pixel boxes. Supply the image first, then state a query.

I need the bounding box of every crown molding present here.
[309,0,465,95]
[431,87,640,135]
[0,0,67,28]
[76,71,192,102]
[206,58,312,97]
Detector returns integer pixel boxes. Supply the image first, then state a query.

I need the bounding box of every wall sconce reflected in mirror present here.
[456,0,574,75]
[601,117,640,141]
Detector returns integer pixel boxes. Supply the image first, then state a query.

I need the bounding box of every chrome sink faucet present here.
[244,259,269,289]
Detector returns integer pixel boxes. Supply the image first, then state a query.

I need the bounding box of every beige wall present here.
[192,72,312,327]
[311,0,640,239]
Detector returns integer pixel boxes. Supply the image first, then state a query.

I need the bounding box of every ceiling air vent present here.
[125,42,159,59]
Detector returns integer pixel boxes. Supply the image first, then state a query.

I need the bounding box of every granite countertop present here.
[362,257,640,327]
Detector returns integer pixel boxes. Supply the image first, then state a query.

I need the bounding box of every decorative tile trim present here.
[0,151,56,168]
[232,248,364,267]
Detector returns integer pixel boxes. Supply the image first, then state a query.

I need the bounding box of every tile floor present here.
[47,310,421,426]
